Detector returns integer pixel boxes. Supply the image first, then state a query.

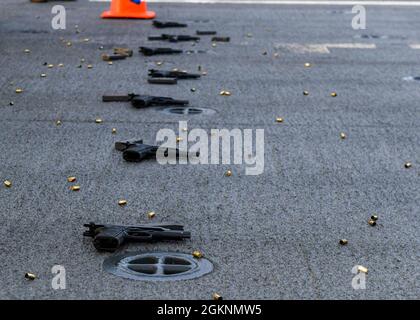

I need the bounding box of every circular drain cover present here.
[159,106,216,116]
[103,252,213,281]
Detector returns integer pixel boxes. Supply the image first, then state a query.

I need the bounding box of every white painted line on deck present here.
[409,44,420,49]
[275,43,376,54]
[276,43,330,54]
[327,43,376,49]
[88,0,420,7]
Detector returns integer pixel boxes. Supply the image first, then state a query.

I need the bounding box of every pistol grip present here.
[93,227,126,252]
[122,145,156,162]
[131,98,149,108]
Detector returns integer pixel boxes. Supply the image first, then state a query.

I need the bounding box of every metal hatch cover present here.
[103,252,214,281]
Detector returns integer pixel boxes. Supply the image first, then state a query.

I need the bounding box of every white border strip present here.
[89,0,420,6]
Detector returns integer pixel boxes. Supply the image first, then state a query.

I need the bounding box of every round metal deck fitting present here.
[160,106,216,116]
[103,252,213,281]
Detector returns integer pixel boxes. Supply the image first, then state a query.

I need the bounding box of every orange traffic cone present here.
[101,0,156,19]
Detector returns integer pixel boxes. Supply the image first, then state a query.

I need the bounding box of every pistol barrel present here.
[102,95,133,102]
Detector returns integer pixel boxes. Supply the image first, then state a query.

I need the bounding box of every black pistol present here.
[153,20,188,29]
[102,93,189,108]
[196,30,217,36]
[84,222,191,252]
[148,34,200,42]
[139,46,183,56]
[115,139,199,162]
[211,36,230,42]
[148,69,201,79]
[147,77,178,85]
